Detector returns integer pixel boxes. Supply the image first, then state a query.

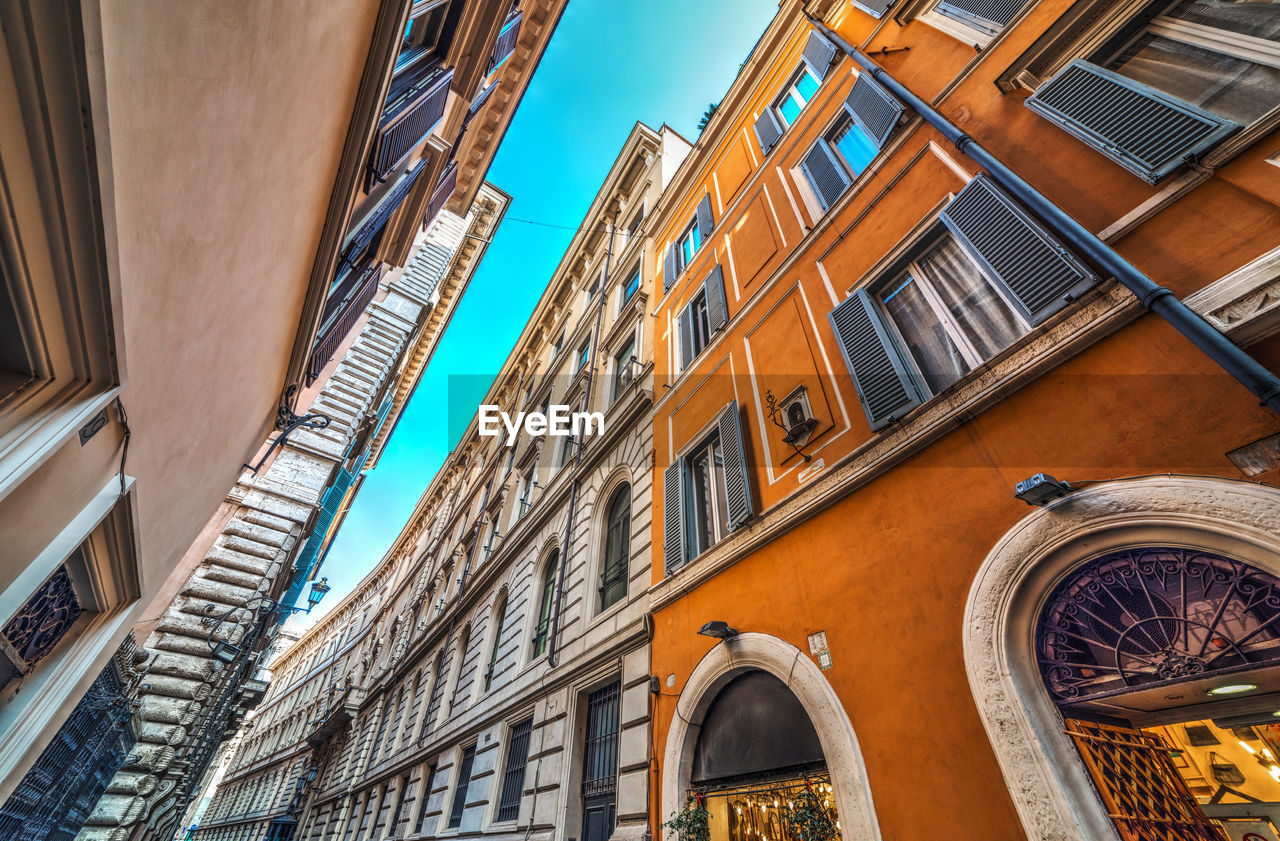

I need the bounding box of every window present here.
[484,597,506,692]
[496,719,532,822]
[518,464,537,516]
[626,207,644,235]
[798,71,904,213]
[531,553,557,658]
[599,486,631,611]
[926,0,1029,41]
[753,30,837,155]
[664,194,715,289]
[576,340,590,374]
[559,434,575,468]
[550,332,563,359]
[828,174,1097,430]
[662,402,753,575]
[447,745,476,829]
[446,624,472,714]
[677,265,727,372]
[484,519,501,558]
[1025,0,1280,183]
[621,268,640,305]
[612,338,636,401]
[422,649,447,732]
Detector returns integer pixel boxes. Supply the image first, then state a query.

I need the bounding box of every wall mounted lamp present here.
[698,620,739,640]
[1014,473,1073,507]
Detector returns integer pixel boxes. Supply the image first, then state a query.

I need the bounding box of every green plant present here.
[697,102,720,133]
[662,795,711,841]
[785,782,839,841]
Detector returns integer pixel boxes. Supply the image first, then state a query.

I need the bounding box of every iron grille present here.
[367,694,394,767]
[1037,547,1280,704]
[448,746,476,828]
[497,719,533,821]
[1,562,83,685]
[0,645,136,841]
[581,682,621,798]
[423,649,447,732]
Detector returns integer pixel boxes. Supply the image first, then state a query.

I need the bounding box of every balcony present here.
[306,262,385,384]
[370,63,454,183]
[488,9,523,73]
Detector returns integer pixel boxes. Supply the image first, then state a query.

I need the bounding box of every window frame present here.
[680,431,730,561]
[598,484,632,613]
[675,218,701,277]
[612,336,637,403]
[529,552,557,660]
[772,63,822,129]
[871,230,1033,400]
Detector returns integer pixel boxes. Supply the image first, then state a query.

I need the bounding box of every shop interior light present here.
[1208,683,1259,696]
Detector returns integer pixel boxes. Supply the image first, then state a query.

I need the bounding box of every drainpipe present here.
[805,13,1280,415]
[546,212,618,667]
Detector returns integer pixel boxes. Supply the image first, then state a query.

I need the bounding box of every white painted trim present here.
[659,632,881,841]
[1183,243,1280,346]
[963,475,1280,841]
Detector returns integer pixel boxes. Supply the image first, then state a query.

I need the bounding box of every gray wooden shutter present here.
[801,30,837,80]
[716,401,753,532]
[1026,60,1240,185]
[851,0,893,18]
[800,142,849,210]
[705,265,728,332]
[662,461,685,574]
[678,306,694,370]
[753,111,783,156]
[696,193,714,240]
[845,72,905,149]
[829,289,923,431]
[936,0,1026,29]
[941,173,1097,325]
[663,243,677,292]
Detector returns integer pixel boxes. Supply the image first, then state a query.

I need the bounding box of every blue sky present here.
[307,0,778,622]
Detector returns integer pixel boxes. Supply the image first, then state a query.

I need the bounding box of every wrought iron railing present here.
[306,263,384,385]
[581,681,620,798]
[371,65,454,182]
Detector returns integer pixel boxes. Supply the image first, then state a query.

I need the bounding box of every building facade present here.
[8,1,570,834]
[190,123,690,841]
[646,1,1280,841]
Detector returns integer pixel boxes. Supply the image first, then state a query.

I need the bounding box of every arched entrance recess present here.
[660,632,882,840]
[964,476,1280,841]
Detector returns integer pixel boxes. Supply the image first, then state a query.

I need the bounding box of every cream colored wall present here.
[91,0,382,590]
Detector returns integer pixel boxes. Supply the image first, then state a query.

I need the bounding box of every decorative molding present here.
[1184,244,1280,346]
[962,475,1280,841]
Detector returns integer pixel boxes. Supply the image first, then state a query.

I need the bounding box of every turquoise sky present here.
[308,0,778,622]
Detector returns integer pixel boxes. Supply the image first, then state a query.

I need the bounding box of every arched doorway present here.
[964,476,1280,841]
[660,632,881,841]
[692,671,836,840]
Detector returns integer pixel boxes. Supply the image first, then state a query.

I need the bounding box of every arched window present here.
[531,552,557,658]
[599,485,632,612]
[484,595,507,693]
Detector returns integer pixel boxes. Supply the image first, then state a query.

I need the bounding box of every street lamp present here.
[202,578,332,662]
[305,578,331,612]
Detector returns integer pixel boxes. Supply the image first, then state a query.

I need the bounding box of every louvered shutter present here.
[941,174,1097,325]
[851,0,893,18]
[678,307,694,370]
[801,30,837,80]
[1026,60,1240,185]
[829,289,923,431]
[800,142,849,211]
[704,265,728,332]
[663,244,677,292]
[753,111,784,156]
[662,461,685,574]
[845,72,905,149]
[716,401,753,532]
[696,193,714,240]
[935,0,1026,29]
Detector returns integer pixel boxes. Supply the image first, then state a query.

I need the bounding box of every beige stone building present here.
[190,123,690,841]
[0,1,563,839]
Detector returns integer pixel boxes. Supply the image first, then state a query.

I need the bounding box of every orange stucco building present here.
[644,1,1280,840]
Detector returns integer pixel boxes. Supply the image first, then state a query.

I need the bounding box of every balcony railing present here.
[371,64,454,183]
[488,9,523,73]
[306,263,384,384]
[425,162,458,231]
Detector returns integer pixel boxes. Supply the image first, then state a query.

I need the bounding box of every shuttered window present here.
[852,0,893,18]
[753,110,784,156]
[664,401,753,574]
[830,177,1096,430]
[844,72,905,149]
[801,30,837,80]
[800,142,851,212]
[676,264,728,372]
[934,0,1028,36]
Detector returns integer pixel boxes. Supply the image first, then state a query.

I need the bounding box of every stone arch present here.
[659,632,882,840]
[963,475,1280,841]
